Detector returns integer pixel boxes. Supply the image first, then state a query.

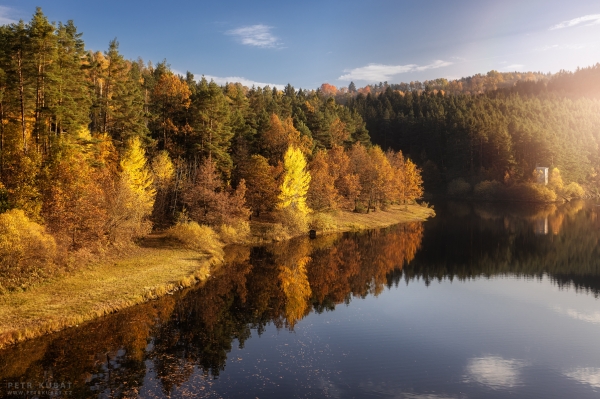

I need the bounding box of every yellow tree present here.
[403,158,424,202]
[107,137,156,242]
[151,73,191,150]
[278,146,311,214]
[368,146,395,208]
[151,150,175,225]
[548,167,564,194]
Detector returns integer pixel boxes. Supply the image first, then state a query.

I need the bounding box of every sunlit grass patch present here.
[0,246,217,349]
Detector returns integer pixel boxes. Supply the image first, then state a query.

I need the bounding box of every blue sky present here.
[2,0,600,89]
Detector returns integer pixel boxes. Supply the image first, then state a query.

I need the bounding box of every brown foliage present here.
[42,149,108,248]
[307,150,339,211]
[261,114,313,163]
[183,157,250,227]
[238,154,280,216]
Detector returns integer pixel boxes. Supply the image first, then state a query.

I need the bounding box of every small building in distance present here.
[535,167,549,185]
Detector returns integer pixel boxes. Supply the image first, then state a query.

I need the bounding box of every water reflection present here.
[563,367,600,389]
[464,356,527,390]
[0,201,599,398]
[399,200,600,297]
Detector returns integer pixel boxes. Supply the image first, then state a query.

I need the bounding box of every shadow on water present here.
[1,200,599,396]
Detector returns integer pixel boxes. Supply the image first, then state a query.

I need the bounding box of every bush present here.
[309,212,337,232]
[562,182,585,198]
[219,221,250,245]
[275,208,309,236]
[447,178,471,197]
[473,180,503,200]
[505,183,557,202]
[0,209,57,291]
[262,223,290,242]
[165,221,223,259]
[353,202,367,213]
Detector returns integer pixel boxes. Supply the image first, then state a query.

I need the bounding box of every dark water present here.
[2,200,600,398]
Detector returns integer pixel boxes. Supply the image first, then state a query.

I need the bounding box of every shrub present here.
[309,212,337,232]
[562,182,585,198]
[262,223,290,242]
[275,208,309,236]
[354,202,367,213]
[447,178,471,197]
[219,221,251,245]
[473,180,503,200]
[0,209,57,291]
[165,221,223,259]
[505,183,557,202]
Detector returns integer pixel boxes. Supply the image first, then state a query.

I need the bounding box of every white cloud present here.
[550,14,600,30]
[464,356,526,389]
[501,64,525,71]
[226,24,281,48]
[563,368,600,388]
[537,44,586,51]
[202,74,285,90]
[168,69,284,89]
[338,60,452,82]
[415,60,453,72]
[552,306,600,324]
[0,6,18,25]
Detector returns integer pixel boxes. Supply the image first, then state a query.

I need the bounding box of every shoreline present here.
[0,204,434,349]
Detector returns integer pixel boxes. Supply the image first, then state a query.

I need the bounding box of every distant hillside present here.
[340,63,600,195]
[321,64,600,101]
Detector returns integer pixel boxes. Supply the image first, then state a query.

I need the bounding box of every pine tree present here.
[192,77,233,177]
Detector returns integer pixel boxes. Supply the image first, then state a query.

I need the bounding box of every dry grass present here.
[249,203,434,240]
[328,204,435,233]
[0,241,218,349]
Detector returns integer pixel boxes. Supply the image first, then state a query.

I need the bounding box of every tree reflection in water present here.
[1,200,599,397]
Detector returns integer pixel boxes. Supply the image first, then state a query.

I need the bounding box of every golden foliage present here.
[278,146,311,215]
[165,221,224,259]
[151,150,175,190]
[0,209,56,291]
[279,256,312,328]
[219,221,250,245]
[106,137,156,243]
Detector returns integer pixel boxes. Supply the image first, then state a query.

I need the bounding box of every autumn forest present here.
[3,8,600,290]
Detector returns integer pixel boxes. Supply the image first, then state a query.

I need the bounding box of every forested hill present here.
[345,64,600,194]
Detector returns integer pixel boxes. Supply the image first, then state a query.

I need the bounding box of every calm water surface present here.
[2,200,600,398]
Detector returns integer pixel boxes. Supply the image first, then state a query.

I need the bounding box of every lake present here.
[1,200,600,398]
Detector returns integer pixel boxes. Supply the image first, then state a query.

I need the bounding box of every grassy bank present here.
[0,204,433,349]
[325,204,435,233]
[0,244,217,349]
